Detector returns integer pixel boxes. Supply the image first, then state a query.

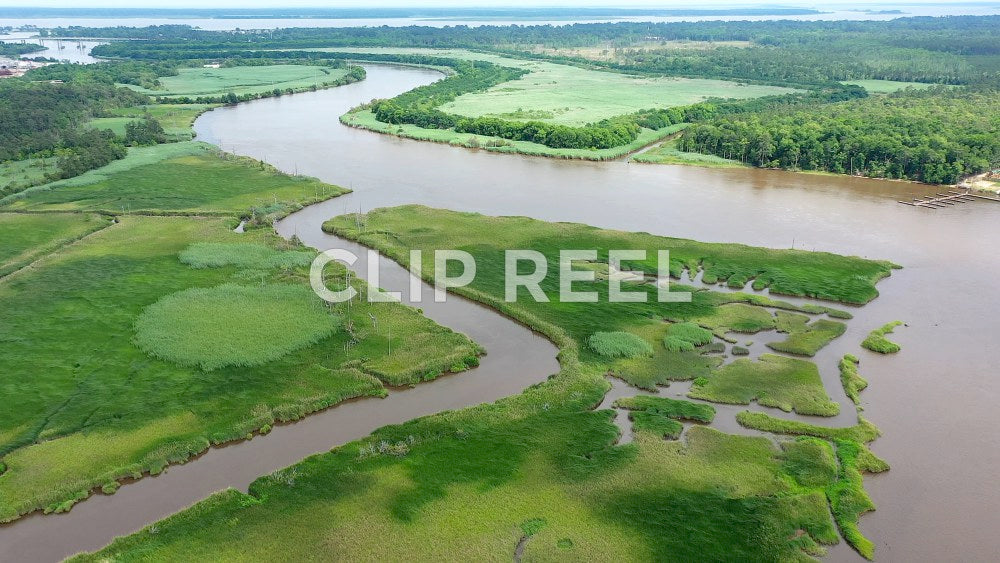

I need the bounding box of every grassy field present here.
[0,214,480,523]
[123,65,351,99]
[438,62,795,126]
[315,48,794,126]
[1,142,348,216]
[0,157,59,196]
[841,79,938,93]
[0,212,110,277]
[88,104,215,141]
[321,47,793,159]
[75,206,896,561]
[632,137,745,168]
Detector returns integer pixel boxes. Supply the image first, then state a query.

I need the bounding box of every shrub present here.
[587,331,653,358]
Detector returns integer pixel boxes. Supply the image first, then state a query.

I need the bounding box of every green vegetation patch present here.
[325,205,895,305]
[736,411,880,443]
[689,354,839,416]
[827,440,887,560]
[614,395,715,423]
[133,283,339,371]
[437,59,796,126]
[780,437,837,489]
[839,354,868,406]
[5,143,348,214]
[628,410,684,439]
[588,331,653,358]
[766,311,846,356]
[0,212,109,277]
[633,138,745,168]
[861,321,903,354]
[179,242,315,270]
[0,213,479,524]
[662,321,714,352]
[342,108,679,161]
[124,65,351,98]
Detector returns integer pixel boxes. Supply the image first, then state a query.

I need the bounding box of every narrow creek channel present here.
[2,63,999,562]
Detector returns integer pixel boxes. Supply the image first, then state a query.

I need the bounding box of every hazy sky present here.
[0,1,949,9]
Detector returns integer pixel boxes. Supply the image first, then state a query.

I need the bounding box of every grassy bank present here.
[342,108,681,161]
[632,137,745,168]
[1,142,348,216]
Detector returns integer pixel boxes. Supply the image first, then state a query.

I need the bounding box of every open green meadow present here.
[75,205,894,561]
[1,142,348,215]
[123,65,352,99]
[438,61,796,126]
[0,213,480,523]
[0,212,110,277]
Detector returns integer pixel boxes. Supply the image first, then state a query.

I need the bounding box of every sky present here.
[0,1,966,9]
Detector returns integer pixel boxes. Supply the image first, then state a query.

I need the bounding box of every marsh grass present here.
[662,321,714,352]
[133,283,340,371]
[689,354,840,416]
[766,311,847,356]
[179,242,315,270]
[0,213,479,523]
[0,212,110,277]
[861,321,903,354]
[587,331,653,358]
[614,395,715,423]
[628,411,684,439]
[67,205,892,562]
[839,354,868,406]
[736,412,880,443]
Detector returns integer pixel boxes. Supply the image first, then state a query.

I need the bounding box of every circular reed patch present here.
[134,283,337,371]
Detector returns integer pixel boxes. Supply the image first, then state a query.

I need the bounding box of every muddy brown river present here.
[2,64,998,562]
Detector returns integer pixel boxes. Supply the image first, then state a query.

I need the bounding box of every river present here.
[2,63,998,562]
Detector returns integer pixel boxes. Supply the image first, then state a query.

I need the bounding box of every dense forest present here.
[0,75,146,190]
[678,88,1000,184]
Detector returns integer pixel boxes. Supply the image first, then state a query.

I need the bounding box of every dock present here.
[898,189,1000,209]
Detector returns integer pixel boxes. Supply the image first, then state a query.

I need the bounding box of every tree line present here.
[677,87,1000,184]
[84,16,1000,86]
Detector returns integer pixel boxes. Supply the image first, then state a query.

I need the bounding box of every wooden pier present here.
[898,189,1000,209]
